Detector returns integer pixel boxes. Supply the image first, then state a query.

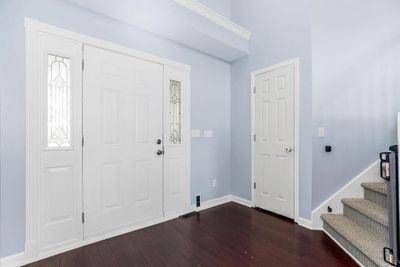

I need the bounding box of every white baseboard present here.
[296,217,315,230]
[192,194,254,211]
[311,160,381,230]
[230,195,254,207]
[0,253,25,267]
[193,195,232,211]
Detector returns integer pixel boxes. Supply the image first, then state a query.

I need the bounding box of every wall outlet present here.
[196,195,201,207]
[212,179,217,188]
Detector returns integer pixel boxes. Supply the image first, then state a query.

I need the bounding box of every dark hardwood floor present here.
[24,202,358,267]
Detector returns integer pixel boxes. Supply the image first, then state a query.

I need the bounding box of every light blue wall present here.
[2,0,399,260]
[312,0,400,208]
[0,0,231,257]
[229,0,313,219]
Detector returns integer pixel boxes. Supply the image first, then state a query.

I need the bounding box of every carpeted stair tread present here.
[342,198,388,227]
[321,214,391,267]
[361,182,388,195]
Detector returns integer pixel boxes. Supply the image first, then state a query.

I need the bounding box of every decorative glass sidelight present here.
[169,80,181,144]
[47,54,71,148]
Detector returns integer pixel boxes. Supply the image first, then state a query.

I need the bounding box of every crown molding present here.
[174,0,251,40]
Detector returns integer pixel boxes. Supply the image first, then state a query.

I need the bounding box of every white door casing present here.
[253,61,296,219]
[83,45,164,238]
[37,32,83,252]
[26,18,191,261]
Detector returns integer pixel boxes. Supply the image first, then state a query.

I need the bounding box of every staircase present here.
[321,182,391,267]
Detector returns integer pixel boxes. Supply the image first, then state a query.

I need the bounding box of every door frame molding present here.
[25,17,191,261]
[250,58,300,223]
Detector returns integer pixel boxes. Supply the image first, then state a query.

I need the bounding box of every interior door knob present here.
[156,139,162,145]
[156,150,164,155]
[285,146,293,153]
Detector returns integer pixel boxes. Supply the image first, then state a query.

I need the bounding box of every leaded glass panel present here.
[169,80,181,144]
[47,54,71,148]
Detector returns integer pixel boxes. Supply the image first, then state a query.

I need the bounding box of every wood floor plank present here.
[58,241,118,267]
[107,231,153,267]
[182,205,297,266]
[167,218,252,267]
[23,203,358,267]
[24,256,59,267]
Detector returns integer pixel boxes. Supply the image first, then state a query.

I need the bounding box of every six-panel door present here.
[82,45,164,238]
[255,64,295,219]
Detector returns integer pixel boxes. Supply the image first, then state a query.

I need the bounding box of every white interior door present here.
[254,63,295,219]
[38,32,83,251]
[83,45,164,238]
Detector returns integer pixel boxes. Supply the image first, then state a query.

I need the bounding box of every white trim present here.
[184,71,192,213]
[25,18,191,262]
[192,194,255,211]
[230,195,255,208]
[311,160,381,229]
[0,253,25,267]
[322,229,363,267]
[24,18,190,72]
[193,195,232,211]
[250,58,300,223]
[194,195,256,211]
[296,217,315,230]
[173,0,251,40]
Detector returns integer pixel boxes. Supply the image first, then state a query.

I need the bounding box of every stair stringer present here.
[312,160,381,229]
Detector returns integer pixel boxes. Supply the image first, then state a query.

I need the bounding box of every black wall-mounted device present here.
[196,195,201,207]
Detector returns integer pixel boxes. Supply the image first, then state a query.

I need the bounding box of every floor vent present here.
[179,211,199,219]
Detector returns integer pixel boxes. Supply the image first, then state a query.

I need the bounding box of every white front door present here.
[254,63,295,219]
[83,45,164,238]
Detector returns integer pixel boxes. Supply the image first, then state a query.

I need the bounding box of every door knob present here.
[156,150,164,155]
[156,139,162,145]
[285,146,293,153]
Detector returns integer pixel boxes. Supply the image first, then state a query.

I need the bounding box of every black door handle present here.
[156,150,164,155]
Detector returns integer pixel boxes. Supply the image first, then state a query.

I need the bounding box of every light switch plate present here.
[191,129,201,138]
[318,127,325,138]
[204,129,213,138]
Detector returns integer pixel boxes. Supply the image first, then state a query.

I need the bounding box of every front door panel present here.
[83,45,163,238]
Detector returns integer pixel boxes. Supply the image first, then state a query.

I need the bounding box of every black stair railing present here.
[381,145,399,266]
